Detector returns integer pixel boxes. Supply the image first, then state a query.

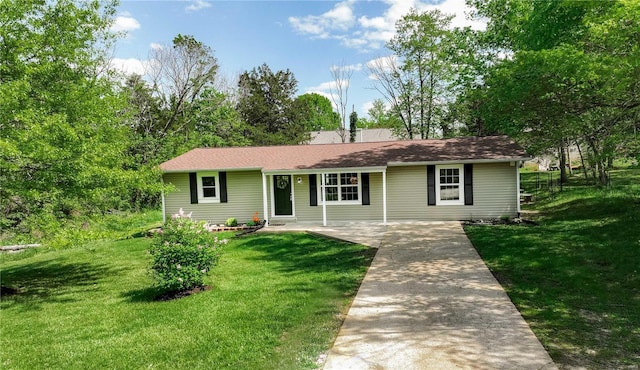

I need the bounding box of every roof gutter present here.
[160,167,264,174]
[387,157,531,167]
[262,166,388,175]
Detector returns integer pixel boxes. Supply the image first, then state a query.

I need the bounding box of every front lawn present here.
[0,232,375,369]
[465,168,640,369]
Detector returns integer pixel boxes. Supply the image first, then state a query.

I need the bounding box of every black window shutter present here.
[427,165,436,206]
[189,172,198,204]
[309,174,317,206]
[361,173,370,205]
[219,172,228,203]
[464,164,473,205]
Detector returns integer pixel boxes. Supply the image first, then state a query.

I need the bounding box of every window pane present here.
[440,185,459,200]
[202,176,216,187]
[325,173,338,186]
[325,187,338,201]
[341,186,359,201]
[341,173,358,185]
[439,168,460,185]
[203,188,216,197]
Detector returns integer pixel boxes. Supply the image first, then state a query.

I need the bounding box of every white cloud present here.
[150,42,163,50]
[185,0,211,12]
[361,100,375,115]
[111,14,140,33]
[289,0,355,38]
[110,58,149,76]
[421,0,486,31]
[290,0,486,52]
[307,81,338,92]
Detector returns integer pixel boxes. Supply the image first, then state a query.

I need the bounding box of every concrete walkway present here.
[320,222,557,370]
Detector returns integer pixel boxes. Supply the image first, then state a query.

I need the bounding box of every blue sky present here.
[111,0,485,118]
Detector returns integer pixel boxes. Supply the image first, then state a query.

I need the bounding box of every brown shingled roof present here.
[159,136,529,172]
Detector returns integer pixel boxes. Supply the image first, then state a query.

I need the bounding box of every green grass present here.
[465,168,640,368]
[0,232,375,369]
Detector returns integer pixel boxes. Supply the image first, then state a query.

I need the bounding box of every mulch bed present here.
[463,218,539,226]
[1,286,18,296]
[153,285,212,301]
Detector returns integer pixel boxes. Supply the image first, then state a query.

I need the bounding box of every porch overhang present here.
[260,166,388,228]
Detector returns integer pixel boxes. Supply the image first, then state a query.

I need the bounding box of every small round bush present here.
[150,213,225,292]
[225,217,238,227]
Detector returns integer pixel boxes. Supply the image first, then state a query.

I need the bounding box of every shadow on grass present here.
[1,259,120,309]
[543,196,640,223]
[238,232,377,291]
[465,191,640,368]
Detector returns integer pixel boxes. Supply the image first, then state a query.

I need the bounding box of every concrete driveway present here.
[321,222,557,370]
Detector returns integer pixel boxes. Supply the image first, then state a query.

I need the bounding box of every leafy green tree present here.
[189,87,250,148]
[360,99,401,129]
[0,0,147,235]
[237,63,308,145]
[292,93,340,131]
[471,0,639,184]
[387,9,454,139]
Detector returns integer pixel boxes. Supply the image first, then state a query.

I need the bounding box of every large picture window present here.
[319,172,361,204]
[197,172,220,203]
[435,165,464,205]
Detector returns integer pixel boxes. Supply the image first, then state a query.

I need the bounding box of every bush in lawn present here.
[150,210,226,291]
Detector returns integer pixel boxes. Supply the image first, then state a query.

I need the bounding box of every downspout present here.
[262,172,269,227]
[382,169,387,225]
[321,173,327,227]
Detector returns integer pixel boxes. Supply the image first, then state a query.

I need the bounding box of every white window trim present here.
[435,164,464,206]
[197,171,220,204]
[318,172,362,205]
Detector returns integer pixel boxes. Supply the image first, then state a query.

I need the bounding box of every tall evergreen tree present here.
[237,63,308,145]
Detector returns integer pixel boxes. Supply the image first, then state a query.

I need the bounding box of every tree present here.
[386,9,454,139]
[329,62,353,142]
[189,87,250,148]
[349,110,358,143]
[237,63,308,145]
[367,55,418,139]
[471,0,639,184]
[147,34,219,138]
[360,99,402,129]
[0,0,145,233]
[292,93,340,132]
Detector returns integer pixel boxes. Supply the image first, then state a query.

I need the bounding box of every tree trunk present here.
[558,144,568,184]
[575,139,590,184]
[566,140,573,176]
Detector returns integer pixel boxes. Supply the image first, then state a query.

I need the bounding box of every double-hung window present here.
[320,172,361,204]
[435,165,464,205]
[197,172,220,203]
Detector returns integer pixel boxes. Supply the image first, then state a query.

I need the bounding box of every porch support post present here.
[382,169,387,225]
[161,190,166,224]
[321,173,327,227]
[262,172,269,227]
